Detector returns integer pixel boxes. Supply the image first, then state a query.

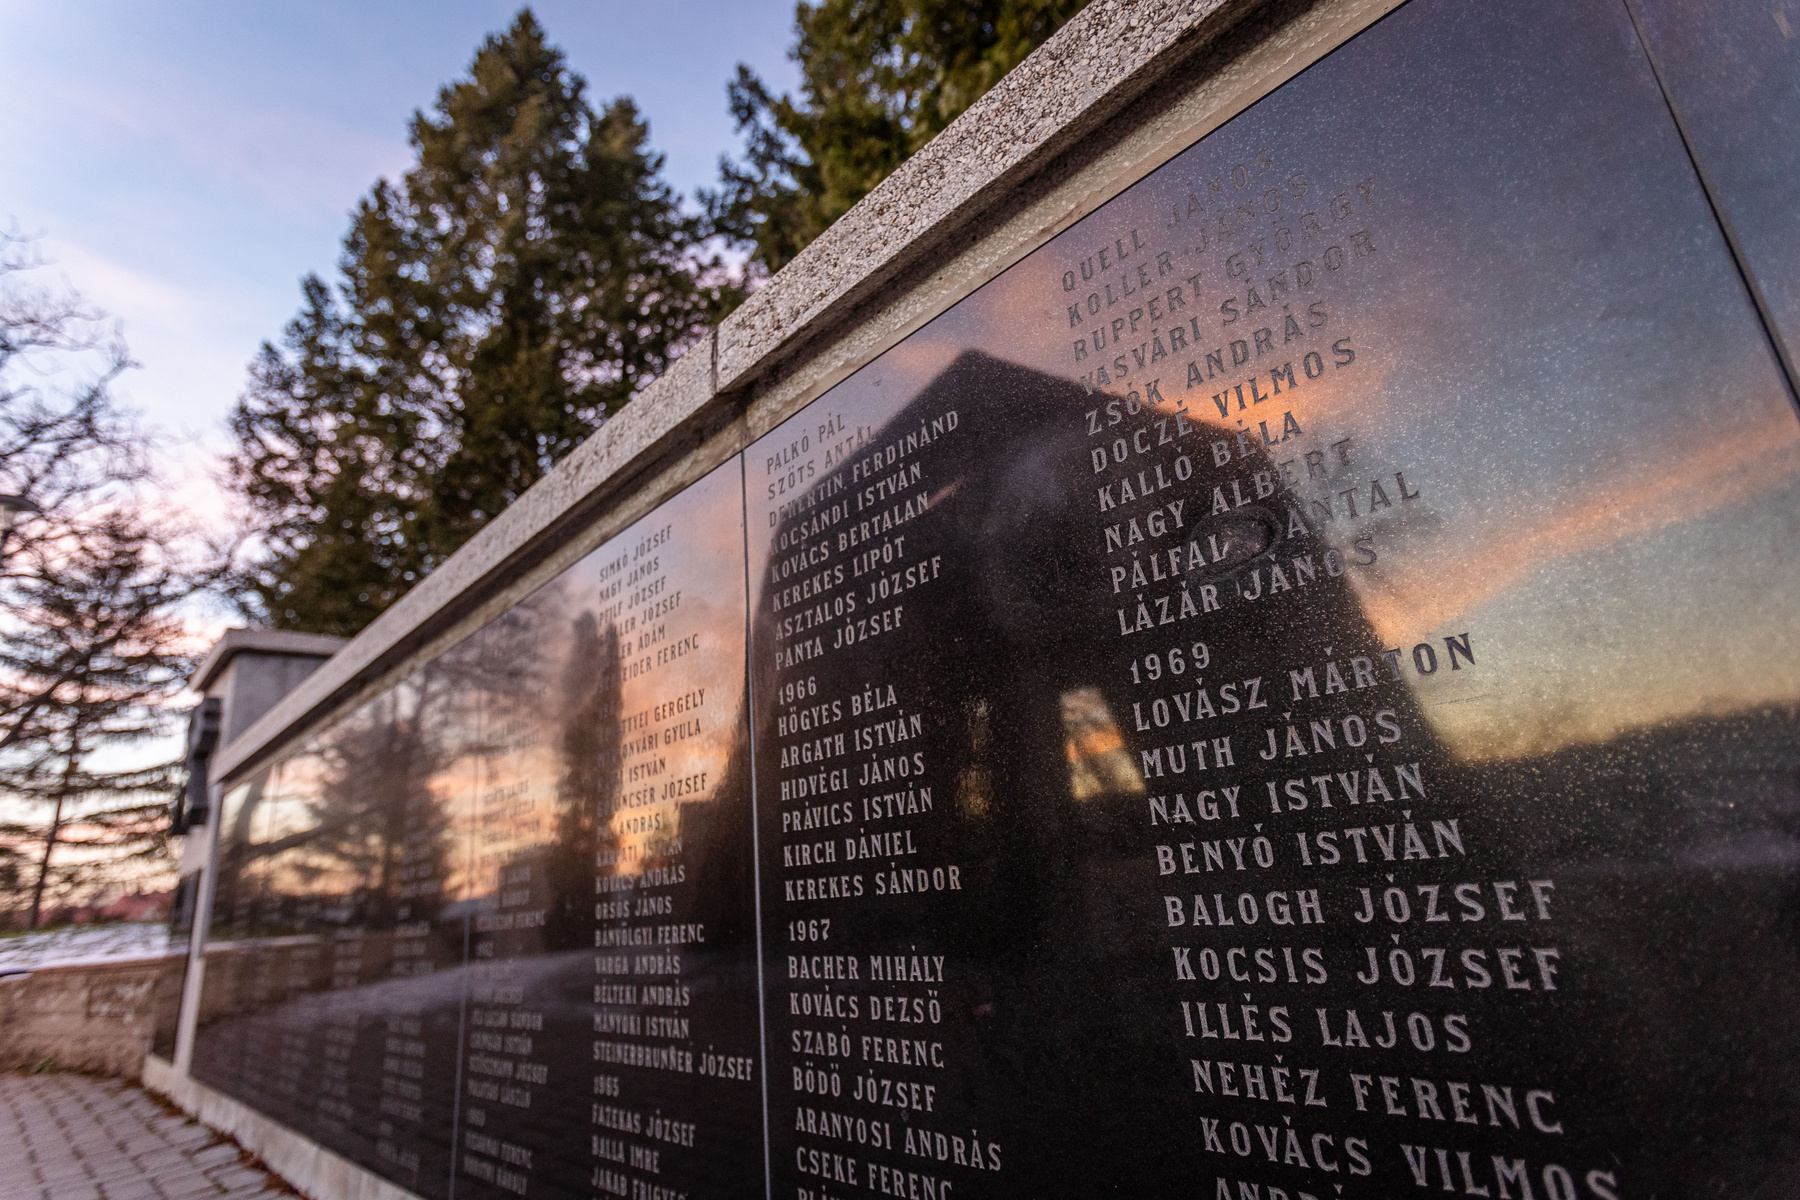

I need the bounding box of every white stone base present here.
[142,1055,424,1200]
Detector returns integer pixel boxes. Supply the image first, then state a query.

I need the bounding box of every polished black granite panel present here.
[450,460,762,1200]
[1629,0,1800,381]
[740,0,1800,1195]
[187,0,1800,1195]
[193,460,762,1199]
[192,660,477,1197]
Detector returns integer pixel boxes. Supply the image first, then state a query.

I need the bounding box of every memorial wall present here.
[185,0,1800,1196]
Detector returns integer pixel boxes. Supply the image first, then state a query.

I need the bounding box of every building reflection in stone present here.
[737,0,1800,1192]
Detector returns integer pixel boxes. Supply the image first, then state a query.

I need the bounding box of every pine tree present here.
[0,508,206,926]
[229,11,732,636]
[709,0,1090,273]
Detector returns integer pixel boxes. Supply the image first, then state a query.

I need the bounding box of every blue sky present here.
[1,0,799,503]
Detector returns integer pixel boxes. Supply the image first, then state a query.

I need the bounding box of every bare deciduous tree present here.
[0,231,227,926]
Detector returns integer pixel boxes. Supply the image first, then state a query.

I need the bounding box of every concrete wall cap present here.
[713,0,1237,388]
[192,628,347,693]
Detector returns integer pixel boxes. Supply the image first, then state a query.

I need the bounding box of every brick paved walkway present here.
[0,1073,291,1199]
